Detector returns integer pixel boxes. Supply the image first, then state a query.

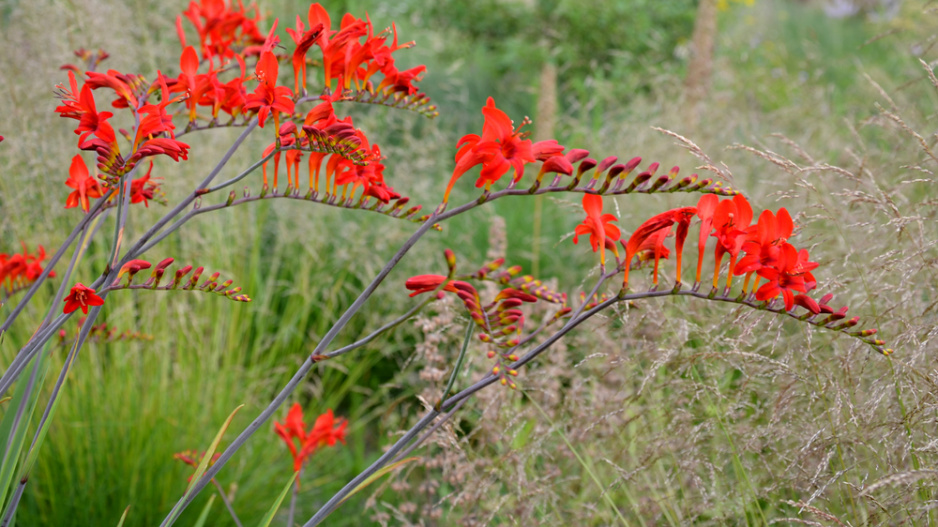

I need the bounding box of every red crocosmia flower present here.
[793,294,820,314]
[573,194,620,267]
[130,163,161,207]
[275,404,347,477]
[755,244,818,311]
[532,139,565,161]
[0,244,54,293]
[55,72,117,149]
[710,194,752,289]
[623,207,696,288]
[736,208,794,276]
[65,155,104,212]
[84,69,141,108]
[118,259,152,281]
[695,194,719,284]
[443,97,535,203]
[670,207,697,285]
[63,282,104,314]
[404,274,465,297]
[629,226,671,286]
[286,18,325,93]
[244,51,296,130]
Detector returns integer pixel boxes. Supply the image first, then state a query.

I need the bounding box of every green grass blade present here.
[192,495,216,527]
[256,474,295,527]
[19,339,82,476]
[115,506,131,527]
[337,457,420,506]
[0,342,51,514]
[163,404,244,526]
[524,390,634,527]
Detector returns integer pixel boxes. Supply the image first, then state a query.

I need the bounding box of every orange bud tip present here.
[486,351,496,359]
[501,378,507,386]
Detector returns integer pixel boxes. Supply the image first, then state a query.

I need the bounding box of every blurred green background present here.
[2,0,937,525]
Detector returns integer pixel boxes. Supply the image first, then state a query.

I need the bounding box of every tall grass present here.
[2,0,937,525]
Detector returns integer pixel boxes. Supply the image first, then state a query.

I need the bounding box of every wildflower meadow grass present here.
[1,0,937,525]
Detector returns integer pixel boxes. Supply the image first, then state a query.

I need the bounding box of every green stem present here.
[438,322,473,407]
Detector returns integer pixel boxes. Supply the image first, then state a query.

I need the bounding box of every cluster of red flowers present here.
[64,155,162,213]
[260,95,399,203]
[574,192,834,314]
[274,404,347,477]
[444,97,584,203]
[405,253,569,388]
[0,244,53,297]
[55,68,190,179]
[293,4,426,96]
[51,1,426,214]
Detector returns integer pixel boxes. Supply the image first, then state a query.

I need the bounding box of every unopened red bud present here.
[492,366,500,375]
[845,316,860,327]
[607,164,627,178]
[498,298,524,310]
[508,369,518,376]
[596,156,618,173]
[155,258,174,271]
[507,354,518,361]
[576,158,598,177]
[565,149,590,163]
[444,249,456,271]
[501,378,507,386]
[487,351,496,359]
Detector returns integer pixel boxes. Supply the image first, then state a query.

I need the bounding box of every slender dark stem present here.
[287,470,300,527]
[211,479,243,527]
[3,122,257,394]
[107,165,140,272]
[304,411,441,526]
[392,398,467,464]
[158,214,440,526]
[304,295,617,526]
[206,149,276,193]
[118,119,258,267]
[324,298,433,359]
[133,210,198,257]
[0,477,25,527]
[439,323,473,405]
[0,189,115,334]
[0,216,108,397]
